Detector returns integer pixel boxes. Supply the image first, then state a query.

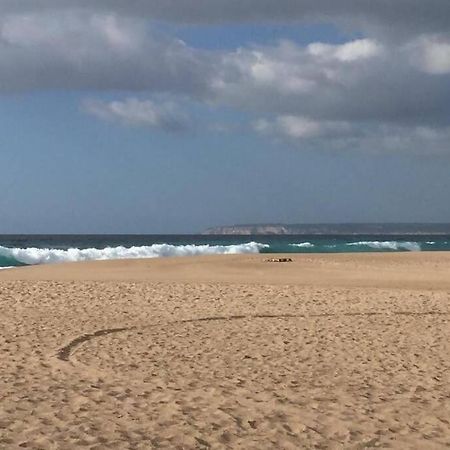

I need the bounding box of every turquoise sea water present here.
[1,234,450,268]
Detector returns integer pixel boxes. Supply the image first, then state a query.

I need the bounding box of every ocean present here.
[1,234,450,269]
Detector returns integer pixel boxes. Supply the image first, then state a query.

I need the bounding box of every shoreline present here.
[1,251,450,290]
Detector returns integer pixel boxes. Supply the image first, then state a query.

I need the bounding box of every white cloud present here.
[307,39,381,62]
[255,116,351,140]
[83,98,190,131]
[209,35,450,134]
[411,35,450,74]
[1,13,140,51]
[275,116,322,139]
[250,47,313,92]
[255,115,450,153]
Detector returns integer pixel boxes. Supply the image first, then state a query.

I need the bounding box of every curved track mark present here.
[56,310,449,362]
[57,327,132,361]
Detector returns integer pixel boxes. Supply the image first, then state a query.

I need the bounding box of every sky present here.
[1,1,450,233]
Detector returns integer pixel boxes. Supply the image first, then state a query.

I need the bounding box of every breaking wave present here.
[0,242,268,267]
[1,238,448,268]
[346,241,421,251]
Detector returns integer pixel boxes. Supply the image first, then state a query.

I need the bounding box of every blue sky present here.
[1,1,450,233]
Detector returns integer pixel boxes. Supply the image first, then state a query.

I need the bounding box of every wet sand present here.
[1,253,450,449]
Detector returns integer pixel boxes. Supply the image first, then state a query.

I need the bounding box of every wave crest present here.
[0,242,268,266]
[347,241,421,251]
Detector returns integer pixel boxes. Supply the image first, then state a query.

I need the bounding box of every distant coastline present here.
[202,223,450,235]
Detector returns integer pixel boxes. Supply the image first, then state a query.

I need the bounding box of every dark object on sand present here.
[265,257,293,263]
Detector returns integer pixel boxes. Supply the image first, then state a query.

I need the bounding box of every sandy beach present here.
[1,252,450,449]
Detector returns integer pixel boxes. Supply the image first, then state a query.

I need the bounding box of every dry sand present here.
[1,253,450,449]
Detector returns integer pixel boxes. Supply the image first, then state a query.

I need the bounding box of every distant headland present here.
[202,223,450,235]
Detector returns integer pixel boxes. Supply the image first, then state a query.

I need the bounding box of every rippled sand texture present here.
[1,254,450,449]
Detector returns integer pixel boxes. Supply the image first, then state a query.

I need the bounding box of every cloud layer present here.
[1,1,450,37]
[0,4,449,149]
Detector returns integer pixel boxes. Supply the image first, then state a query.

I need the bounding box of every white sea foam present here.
[0,242,268,266]
[347,241,421,251]
[289,242,314,248]
[0,266,14,270]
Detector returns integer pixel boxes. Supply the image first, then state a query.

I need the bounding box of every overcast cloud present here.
[0,3,449,149]
[1,1,450,38]
[0,12,213,94]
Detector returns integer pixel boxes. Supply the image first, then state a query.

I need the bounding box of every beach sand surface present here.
[1,253,450,449]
